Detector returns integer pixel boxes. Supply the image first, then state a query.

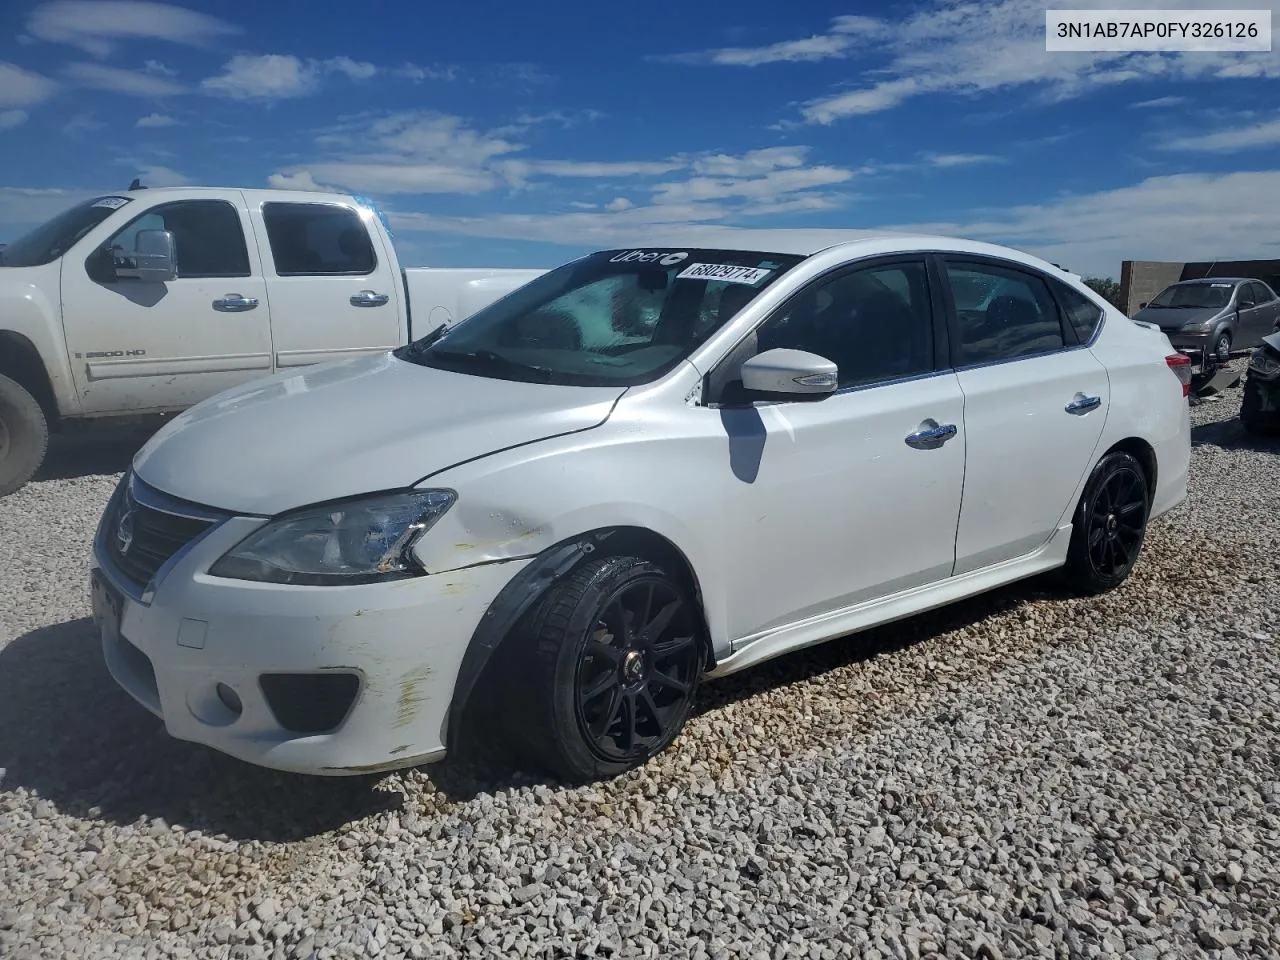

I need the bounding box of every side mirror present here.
[740,348,838,398]
[1138,302,1148,309]
[117,229,177,283]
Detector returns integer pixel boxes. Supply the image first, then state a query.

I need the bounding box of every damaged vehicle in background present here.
[1132,277,1280,374]
[1240,318,1280,436]
[90,234,1191,783]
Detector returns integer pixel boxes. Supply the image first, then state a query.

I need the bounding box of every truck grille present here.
[104,474,225,592]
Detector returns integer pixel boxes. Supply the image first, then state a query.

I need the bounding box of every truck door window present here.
[99,200,251,279]
[262,203,377,277]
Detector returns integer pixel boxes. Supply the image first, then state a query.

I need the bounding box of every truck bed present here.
[402,266,547,338]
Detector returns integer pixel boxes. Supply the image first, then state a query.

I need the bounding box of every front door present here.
[60,193,274,415]
[707,257,968,644]
[245,200,404,369]
[939,256,1110,575]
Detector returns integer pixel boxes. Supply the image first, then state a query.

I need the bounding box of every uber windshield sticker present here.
[91,196,131,209]
[677,263,773,285]
[609,250,689,266]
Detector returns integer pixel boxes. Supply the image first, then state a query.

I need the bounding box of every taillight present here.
[1165,353,1192,397]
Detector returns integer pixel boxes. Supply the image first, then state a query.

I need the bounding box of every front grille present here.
[104,474,222,591]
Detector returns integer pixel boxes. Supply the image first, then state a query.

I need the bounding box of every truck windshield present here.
[395,248,806,387]
[1,196,132,268]
[1147,282,1233,309]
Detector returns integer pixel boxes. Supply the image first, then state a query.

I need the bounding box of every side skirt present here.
[706,524,1073,679]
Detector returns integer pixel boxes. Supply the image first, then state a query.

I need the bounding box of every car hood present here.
[132,352,627,515]
[1132,305,1226,330]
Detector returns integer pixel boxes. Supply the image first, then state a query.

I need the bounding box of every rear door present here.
[246,200,404,369]
[939,256,1110,575]
[1245,281,1280,344]
[60,193,274,415]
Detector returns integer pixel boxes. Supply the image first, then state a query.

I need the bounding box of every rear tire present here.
[501,555,705,783]
[1061,451,1150,596]
[0,373,49,498]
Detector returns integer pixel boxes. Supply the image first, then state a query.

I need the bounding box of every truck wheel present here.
[0,373,50,497]
[503,555,705,782]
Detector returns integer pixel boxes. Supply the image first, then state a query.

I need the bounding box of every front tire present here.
[1214,331,1232,363]
[504,555,705,782]
[0,373,49,498]
[1062,451,1150,595]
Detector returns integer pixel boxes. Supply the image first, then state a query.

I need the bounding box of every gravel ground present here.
[2,367,1279,959]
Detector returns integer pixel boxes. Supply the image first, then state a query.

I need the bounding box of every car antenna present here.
[128,178,147,191]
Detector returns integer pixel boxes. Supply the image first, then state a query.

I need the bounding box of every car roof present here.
[1174,277,1250,285]
[597,229,1073,273]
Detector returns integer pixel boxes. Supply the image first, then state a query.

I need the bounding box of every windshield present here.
[1148,281,1234,309]
[1,196,132,268]
[395,248,806,386]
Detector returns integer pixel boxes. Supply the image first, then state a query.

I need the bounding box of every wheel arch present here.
[1102,436,1157,504]
[0,330,59,426]
[442,524,713,754]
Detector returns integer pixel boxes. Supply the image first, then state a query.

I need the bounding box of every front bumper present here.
[90,479,529,776]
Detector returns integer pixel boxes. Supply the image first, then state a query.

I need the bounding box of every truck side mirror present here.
[117,229,177,283]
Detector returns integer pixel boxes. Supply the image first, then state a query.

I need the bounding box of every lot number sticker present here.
[91,197,132,209]
[677,263,772,285]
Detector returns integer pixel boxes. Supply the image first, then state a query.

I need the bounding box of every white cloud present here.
[394,62,459,82]
[0,61,57,108]
[201,54,319,100]
[652,165,854,205]
[26,0,238,57]
[692,146,809,177]
[324,56,377,81]
[923,152,1004,167]
[669,0,1280,123]
[144,59,177,76]
[385,168,1280,281]
[131,163,188,186]
[606,197,633,211]
[201,54,381,101]
[1158,118,1280,152]
[1130,95,1187,109]
[64,61,184,96]
[267,171,325,191]
[136,111,176,127]
[62,113,103,136]
[0,110,28,130]
[658,15,886,66]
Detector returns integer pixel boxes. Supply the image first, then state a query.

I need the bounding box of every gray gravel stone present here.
[2,370,1279,958]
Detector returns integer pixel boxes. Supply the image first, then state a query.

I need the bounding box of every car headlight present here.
[1249,350,1280,380]
[209,489,456,585]
[1181,318,1213,331]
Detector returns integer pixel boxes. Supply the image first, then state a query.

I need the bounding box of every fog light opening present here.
[215,682,243,716]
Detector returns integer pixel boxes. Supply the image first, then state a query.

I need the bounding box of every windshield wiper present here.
[424,347,556,380]
[393,323,450,365]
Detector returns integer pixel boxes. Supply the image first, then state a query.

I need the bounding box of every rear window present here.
[262,202,376,276]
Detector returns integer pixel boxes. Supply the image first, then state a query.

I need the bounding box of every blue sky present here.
[1,0,1278,279]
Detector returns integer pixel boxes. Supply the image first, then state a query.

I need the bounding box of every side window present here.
[103,200,250,279]
[945,262,1065,365]
[1051,279,1105,344]
[262,203,376,277]
[1249,281,1272,305]
[753,260,934,390]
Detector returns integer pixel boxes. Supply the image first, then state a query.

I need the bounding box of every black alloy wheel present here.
[1063,451,1150,595]
[505,555,705,782]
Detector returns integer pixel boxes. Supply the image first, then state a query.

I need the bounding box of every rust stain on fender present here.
[394,665,434,728]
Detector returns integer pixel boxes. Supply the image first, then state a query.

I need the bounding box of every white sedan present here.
[90,234,1192,782]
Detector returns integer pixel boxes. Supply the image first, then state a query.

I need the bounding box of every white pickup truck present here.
[0,185,545,496]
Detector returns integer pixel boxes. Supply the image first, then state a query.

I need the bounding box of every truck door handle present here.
[904,420,957,449]
[1065,393,1102,415]
[213,294,259,312]
[351,290,390,307]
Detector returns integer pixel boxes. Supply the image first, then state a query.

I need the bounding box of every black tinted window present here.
[263,203,376,276]
[945,262,1065,365]
[754,261,934,389]
[1052,280,1104,344]
[105,200,250,278]
[1249,281,1273,304]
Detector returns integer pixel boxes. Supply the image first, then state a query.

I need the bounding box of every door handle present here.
[351,290,390,307]
[904,420,958,450]
[213,294,258,312]
[1065,393,1102,415]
